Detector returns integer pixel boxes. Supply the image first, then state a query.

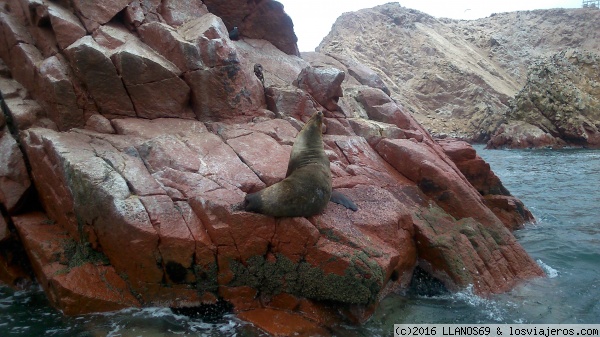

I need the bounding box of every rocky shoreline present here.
[1,1,544,335]
[488,49,600,149]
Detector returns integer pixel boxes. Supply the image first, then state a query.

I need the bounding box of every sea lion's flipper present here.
[330,190,358,211]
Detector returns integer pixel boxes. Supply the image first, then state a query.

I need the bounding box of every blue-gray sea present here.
[1,146,599,336]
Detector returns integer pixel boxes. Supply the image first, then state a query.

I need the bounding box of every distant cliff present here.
[317,4,600,146]
[488,49,600,149]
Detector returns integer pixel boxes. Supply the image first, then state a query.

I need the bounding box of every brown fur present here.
[244,111,332,217]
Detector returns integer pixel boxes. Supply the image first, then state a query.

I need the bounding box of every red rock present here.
[138,135,202,173]
[238,308,330,337]
[161,0,209,27]
[29,24,59,58]
[356,87,393,109]
[414,211,544,295]
[248,118,299,144]
[0,127,31,213]
[19,129,80,237]
[438,139,535,229]
[12,212,141,314]
[0,11,34,67]
[190,190,275,265]
[376,138,501,227]
[9,43,43,95]
[46,2,87,49]
[324,117,354,136]
[111,40,194,119]
[139,195,196,275]
[183,131,266,193]
[173,201,216,267]
[138,22,203,72]
[112,118,263,193]
[226,132,289,186]
[219,286,260,312]
[355,87,416,130]
[84,114,115,134]
[297,299,342,327]
[72,0,131,31]
[123,0,145,28]
[0,75,27,100]
[37,55,84,131]
[111,117,207,138]
[2,97,43,131]
[50,263,141,315]
[265,86,319,120]
[179,14,237,67]
[64,36,136,118]
[294,66,345,111]
[202,0,253,30]
[271,217,320,263]
[21,129,167,302]
[92,23,134,50]
[307,184,416,299]
[185,63,265,121]
[484,195,534,230]
[347,118,385,144]
[268,292,301,311]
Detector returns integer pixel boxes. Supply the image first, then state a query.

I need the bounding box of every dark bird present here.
[228,27,240,40]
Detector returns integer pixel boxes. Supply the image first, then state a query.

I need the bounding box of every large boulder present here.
[294,66,345,111]
[37,55,84,131]
[46,2,88,50]
[111,40,194,119]
[64,36,136,118]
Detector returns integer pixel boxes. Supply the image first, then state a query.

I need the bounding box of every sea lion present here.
[245,111,356,217]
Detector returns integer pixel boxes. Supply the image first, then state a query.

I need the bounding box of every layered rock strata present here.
[317,4,600,145]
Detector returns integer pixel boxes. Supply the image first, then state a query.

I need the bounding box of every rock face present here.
[317,4,600,143]
[0,0,543,334]
[488,50,600,149]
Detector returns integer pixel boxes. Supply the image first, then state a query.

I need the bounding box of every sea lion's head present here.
[301,110,324,139]
[244,191,263,213]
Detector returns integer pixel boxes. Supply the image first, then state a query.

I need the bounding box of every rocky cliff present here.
[0,0,543,335]
[317,4,600,146]
[488,49,600,149]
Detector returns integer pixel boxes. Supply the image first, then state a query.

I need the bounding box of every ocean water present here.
[1,146,599,336]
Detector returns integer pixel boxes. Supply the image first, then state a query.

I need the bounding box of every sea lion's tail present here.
[330,190,358,211]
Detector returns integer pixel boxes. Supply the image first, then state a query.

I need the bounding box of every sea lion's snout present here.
[244,192,262,213]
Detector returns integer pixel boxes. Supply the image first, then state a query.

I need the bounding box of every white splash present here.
[536,259,558,278]
[451,285,508,322]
